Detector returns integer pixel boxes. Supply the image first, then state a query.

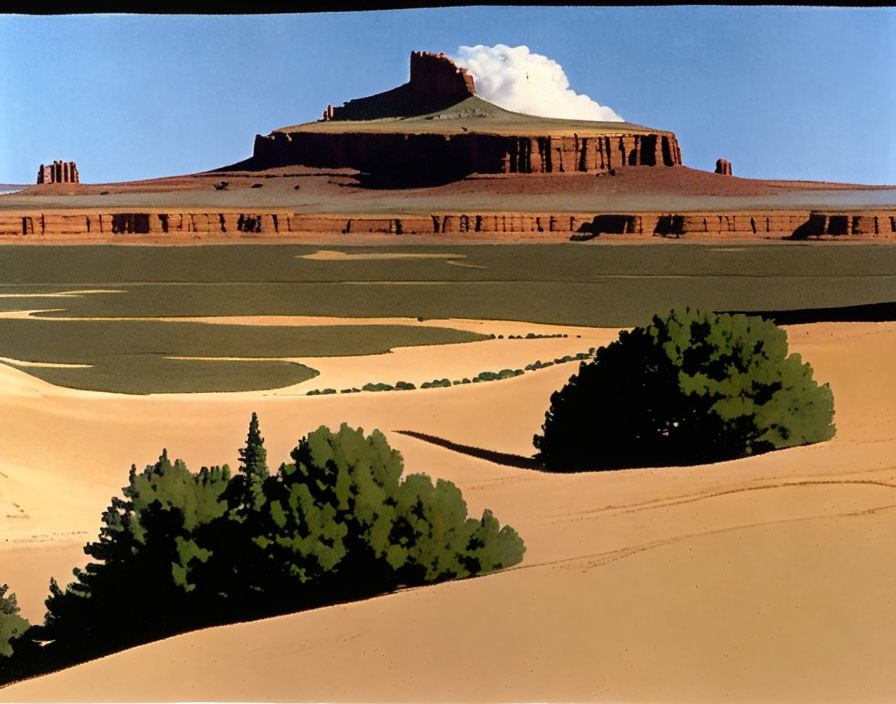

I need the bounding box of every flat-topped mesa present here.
[37,161,79,185]
[251,50,682,185]
[408,51,476,97]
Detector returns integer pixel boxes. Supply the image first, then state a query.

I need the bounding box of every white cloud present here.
[452,44,623,122]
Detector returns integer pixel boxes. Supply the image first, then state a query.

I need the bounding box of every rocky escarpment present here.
[2,209,894,240]
[252,131,682,184]
[249,51,682,185]
[37,161,79,184]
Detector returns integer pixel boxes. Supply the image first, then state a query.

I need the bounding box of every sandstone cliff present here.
[2,208,894,240]
[252,130,682,184]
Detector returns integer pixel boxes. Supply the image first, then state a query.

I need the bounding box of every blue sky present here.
[1,7,894,185]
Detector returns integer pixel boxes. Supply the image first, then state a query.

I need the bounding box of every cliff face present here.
[408,51,476,97]
[252,130,682,184]
[3,209,894,240]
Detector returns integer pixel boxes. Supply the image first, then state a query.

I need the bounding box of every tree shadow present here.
[394,430,544,470]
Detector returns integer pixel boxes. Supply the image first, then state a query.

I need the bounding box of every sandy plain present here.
[1,318,895,701]
[4,166,895,218]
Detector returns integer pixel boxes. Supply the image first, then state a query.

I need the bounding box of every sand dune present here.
[2,321,896,700]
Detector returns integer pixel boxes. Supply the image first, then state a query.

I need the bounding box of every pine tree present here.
[237,412,268,513]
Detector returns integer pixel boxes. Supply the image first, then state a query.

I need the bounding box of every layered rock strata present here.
[2,209,894,240]
[36,161,79,184]
[252,131,682,179]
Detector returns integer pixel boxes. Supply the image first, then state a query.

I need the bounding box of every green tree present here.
[263,424,404,600]
[389,475,524,584]
[534,308,836,471]
[234,412,268,513]
[0,585,30,658]
[41,451,231,652]
[196,413,275,614]
[263,424,525,602]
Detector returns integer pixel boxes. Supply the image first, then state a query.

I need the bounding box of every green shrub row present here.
[506,332,569,339]
[304,351,596,397]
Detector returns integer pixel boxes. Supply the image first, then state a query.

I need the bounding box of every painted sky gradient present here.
[1,7,894,185]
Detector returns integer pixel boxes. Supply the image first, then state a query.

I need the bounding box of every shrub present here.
[394,381,415,390]
[421,378,452,389]
[0,585,30,658]
[496,368,523,380]
[534,308,835,471]
[362,382,394,392]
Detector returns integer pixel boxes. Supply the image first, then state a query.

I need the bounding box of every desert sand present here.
[4,166,895,219]
[1,320,895,700]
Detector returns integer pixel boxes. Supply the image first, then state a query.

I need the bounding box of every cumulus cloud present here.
[452,44,623,122]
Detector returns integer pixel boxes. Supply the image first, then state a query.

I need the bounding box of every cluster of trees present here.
[0,418,524,683]
[535,308,836,471]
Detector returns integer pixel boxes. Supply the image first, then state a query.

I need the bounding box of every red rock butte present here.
[251,51,682,185]
[37,160,79,185]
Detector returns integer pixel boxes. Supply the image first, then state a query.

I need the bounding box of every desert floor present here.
[4,165,896,216]
[2,319,896,701]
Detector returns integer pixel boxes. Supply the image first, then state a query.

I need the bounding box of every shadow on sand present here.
[395,429,543,470]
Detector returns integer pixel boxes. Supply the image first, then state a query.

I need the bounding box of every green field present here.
[1,243,895,325]
[0,243,893,393]
[0,318,486,394]
[12,357,317,395]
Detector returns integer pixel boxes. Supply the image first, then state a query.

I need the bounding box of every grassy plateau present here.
[0,242,893,393]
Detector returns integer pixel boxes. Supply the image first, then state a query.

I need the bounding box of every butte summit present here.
[248,51,682,186]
